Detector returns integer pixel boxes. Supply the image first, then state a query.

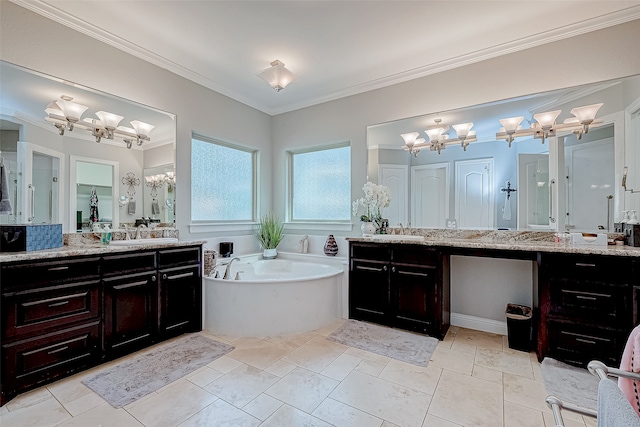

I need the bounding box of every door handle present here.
[28,184,35,222]
[549,179,556,223]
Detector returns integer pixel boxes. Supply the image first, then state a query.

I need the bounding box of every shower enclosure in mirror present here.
[367,74,639,232]
[0,60,177,233]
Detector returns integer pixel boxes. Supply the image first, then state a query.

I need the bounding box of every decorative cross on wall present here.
[500,180,517,200]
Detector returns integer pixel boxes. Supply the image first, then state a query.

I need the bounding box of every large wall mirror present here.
[0,61,176,232]
[367,74,640,232]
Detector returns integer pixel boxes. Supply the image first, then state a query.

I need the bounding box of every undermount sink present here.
[109,238,179,246]
[371,234,424,242]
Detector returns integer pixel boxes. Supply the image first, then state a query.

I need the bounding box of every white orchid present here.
[352,182,391,222]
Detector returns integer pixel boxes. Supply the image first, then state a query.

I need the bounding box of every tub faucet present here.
[223,257,241,280]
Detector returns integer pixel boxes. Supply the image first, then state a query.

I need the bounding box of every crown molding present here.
[12,0,640,116]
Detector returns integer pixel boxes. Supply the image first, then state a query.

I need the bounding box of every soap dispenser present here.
[628,210,639,225]
[621,210,630,223]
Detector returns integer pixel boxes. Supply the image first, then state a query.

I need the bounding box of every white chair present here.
[545,360,640,427]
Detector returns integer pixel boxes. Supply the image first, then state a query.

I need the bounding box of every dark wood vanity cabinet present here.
[349,242,450,339]
[538,253,636,368]
[0,244,203,406]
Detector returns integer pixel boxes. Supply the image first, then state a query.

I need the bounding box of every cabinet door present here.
[103,271,157,353]
[158,265,201,337]
[392,264,437,334]
[349,259,389,324]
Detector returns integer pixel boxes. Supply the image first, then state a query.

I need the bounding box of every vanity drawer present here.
[102,251,156,276]
[158,246,201,268]
[3,281,100,340]
[1,257,101,291]
[2,321,100,391]
[547,320,624,367]
[392,245,437,265]
[350,243,391,262]
[547,279,630,324]
[542,254,633,284]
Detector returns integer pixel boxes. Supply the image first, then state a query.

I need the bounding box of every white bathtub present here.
[204,258,343,337]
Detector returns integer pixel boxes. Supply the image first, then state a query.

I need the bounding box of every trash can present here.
[505,303,533,351]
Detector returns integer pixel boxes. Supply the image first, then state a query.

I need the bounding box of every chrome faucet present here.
[397,223,404,235]
[223,257,241,280]
[122,224,131,240]
[135,224,147,239]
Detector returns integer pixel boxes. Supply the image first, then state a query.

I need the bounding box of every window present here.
[191,135,256,222]
[289,144,351,221]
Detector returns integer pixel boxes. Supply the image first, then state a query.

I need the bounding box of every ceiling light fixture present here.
[401,119,477,156]
[44,96,155,149]
[496,103,603,146]
[256,60,297,92]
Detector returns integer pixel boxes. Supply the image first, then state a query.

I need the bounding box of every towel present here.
[599,378,640,426]
[619,324,640,416]
[128,199,136,215]
[502,191,511,220]
[89,186,99,223]
[0,164,12,215]
[151,200,160,215]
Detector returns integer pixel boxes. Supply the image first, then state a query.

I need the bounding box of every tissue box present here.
[570,232,608,246]
[0,224,63,252]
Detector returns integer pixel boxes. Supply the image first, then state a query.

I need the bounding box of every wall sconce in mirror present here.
[622,166,640,194]
[164,171,175,192]
[401,119,476,156]
[496,103,603,146]
[145,174,165,198]
[121,172,140,214]
[45,95,156,148]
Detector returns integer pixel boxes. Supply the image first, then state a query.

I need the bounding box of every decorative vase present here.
[263,248,277,259]
[324,235,339,256]
[361,222,376,237]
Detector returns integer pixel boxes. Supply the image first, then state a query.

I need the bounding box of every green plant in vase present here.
[254,212,285,259]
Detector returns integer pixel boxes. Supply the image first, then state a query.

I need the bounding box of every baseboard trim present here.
[451,313,507,335]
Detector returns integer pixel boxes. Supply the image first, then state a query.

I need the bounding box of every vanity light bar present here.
[401,120,477,156]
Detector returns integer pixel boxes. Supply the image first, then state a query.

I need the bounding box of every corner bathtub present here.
[204,258,343,337]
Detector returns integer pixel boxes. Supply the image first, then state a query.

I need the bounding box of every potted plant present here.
[254,212,285,259]
[352,182,391,236]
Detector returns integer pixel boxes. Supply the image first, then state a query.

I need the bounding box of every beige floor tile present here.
[4,386,53,411]
[532,363,544,382]
[429,369,503,427]
[382,422,402,427]
[355,359,387,376]
[321,353,362,381]
[379,359,442,395]
[422,413,462,426]
[504,401,545,427]
[344,346,391,365]
[122,390,158,410]
[0,405,8,416]
[47,378,95,405]
[0,395,71,427]
[312,397,384,427]
[542,412,587,427]
[314,319,347,336]
[475,347,534,379]
[185,366,224,387]
[261,404,332,426]
[62,391,106,416]
[455,328,504,351]
[242,393,283,421]
[227,337,291,370]
[450,339,477,354]
[265,332,316,349]
[265,367,339,413]
[56,402,143,427]
[428,346,475,375]
[177,398,261,427]
[264,359,297,377]
[583,414,598,427]
[281,336,348,373]
[472,364,503,384]
[205,364,279,408]
[329,371,431,427]
[127,380,217,427]
[207,355,244,373]
[503,372,549,413]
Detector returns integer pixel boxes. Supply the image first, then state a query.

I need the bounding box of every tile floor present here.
[0,322,598,427]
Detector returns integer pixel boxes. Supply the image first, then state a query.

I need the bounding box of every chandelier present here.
[45,96,155,149]
[496,103,603,146]
[401,119,477,156]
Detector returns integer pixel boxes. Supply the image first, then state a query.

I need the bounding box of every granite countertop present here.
[0,239,207,263]
[348,229,640,257]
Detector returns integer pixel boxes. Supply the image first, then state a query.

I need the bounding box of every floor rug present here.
[541,357,604,411]
[327,319,438,366]
[82,334,234,408]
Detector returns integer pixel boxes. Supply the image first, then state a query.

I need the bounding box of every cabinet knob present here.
[383,265,388,272]
[162,274,167,280]
[151,275,157,282]
[392,266,396,273]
